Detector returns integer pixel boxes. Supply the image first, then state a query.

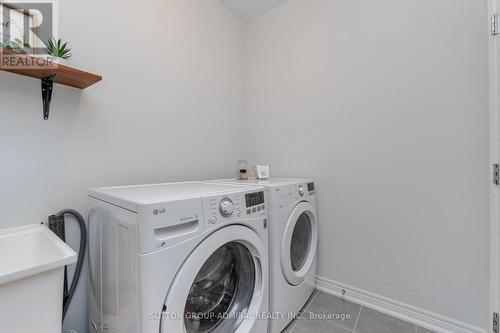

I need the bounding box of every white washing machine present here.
[207,178,318,333]
[88,181,269,333]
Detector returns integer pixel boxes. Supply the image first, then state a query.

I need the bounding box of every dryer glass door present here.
[184,242,255,333]
[281,201,318,286]
[290,213,312,272]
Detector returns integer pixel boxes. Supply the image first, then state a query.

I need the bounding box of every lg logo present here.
[153,208,166,216]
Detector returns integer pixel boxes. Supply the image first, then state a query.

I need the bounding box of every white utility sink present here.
[0,223,77,333]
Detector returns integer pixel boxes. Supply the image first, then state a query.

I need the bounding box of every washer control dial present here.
[219,198,234,217]
[298,185,305,197]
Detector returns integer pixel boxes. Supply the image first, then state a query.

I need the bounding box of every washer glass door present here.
[160,225,266,333]
[184,242,256,333]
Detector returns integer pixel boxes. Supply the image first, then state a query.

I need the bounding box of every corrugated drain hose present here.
[56,209,87,320]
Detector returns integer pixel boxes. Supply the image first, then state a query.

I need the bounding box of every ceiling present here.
[219,0,289,22]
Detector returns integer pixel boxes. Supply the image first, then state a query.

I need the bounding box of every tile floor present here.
[283,291,437,333]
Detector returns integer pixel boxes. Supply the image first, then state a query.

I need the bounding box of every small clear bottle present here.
[236,160,249,180]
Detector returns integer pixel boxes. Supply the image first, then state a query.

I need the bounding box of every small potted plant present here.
[43,37,72,65]
[2,37,30,54]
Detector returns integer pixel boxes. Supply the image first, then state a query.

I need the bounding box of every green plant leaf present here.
[44,37,72,60]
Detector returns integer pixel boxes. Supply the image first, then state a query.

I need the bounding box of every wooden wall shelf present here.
[0,49,102,119]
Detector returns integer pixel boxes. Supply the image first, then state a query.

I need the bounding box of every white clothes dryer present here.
[207,178,318,333]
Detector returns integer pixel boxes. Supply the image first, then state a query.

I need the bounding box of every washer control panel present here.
[205,194,243,226]
[245,191,265,216]
[219,198,235,217]
[245,203,266,216]
[204,190,266,226]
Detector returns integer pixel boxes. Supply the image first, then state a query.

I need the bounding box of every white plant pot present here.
[35,54,70,66]
[52,56,70,65]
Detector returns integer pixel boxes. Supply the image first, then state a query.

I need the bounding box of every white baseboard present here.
[315,276,487,333]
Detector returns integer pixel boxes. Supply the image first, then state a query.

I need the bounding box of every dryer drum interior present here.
[290,212,312,272]
[184,242,256,332]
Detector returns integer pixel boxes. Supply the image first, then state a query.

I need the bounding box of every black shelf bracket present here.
[41,74,56,120]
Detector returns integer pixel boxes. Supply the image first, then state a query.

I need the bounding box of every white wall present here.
[0,0,491,331]
[244,0,490,330]
[0,0,244,332]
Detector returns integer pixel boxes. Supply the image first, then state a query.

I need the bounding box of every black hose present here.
[56,209,87,320]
